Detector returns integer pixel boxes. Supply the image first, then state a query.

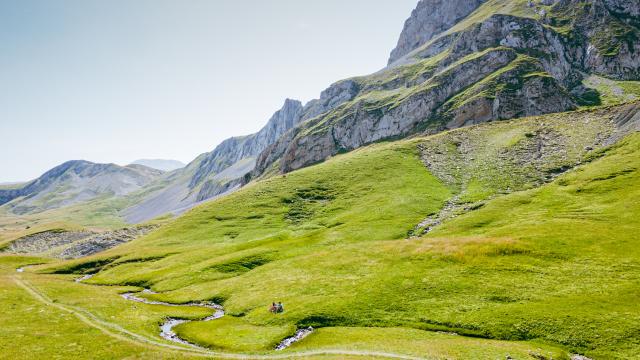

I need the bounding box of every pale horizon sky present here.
[0,0,418,182]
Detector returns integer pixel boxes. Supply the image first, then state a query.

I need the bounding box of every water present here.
[119,288,310,350]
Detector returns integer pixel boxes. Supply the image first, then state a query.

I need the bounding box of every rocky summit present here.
[388,0,487,65]
[253,0,640,176]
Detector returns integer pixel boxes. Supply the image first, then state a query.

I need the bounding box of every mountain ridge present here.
[130,159,185,172]
[120,98,305,223]
[0,160,162,215]
[251,0,640,177]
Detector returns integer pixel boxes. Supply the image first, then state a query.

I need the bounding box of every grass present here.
[0,256,194,359]
[582,75,640,107]
[427,133,640,358]
[290,327,567,359]
[419,105,616,203]
[25,105,638,358]
[176,316,294,351]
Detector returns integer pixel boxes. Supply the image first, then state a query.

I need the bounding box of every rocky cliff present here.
[189,99,303,190]
[253,0,640,176]
[388,0,487,65]
[122,99,304,223]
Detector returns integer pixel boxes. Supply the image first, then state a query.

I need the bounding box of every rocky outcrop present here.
[189,99,303,189]
[388,0,486,65]
[253,0,639,176]
[440,56,577,128]
[299,80,361,121]
[123,99,304,223]
[57,226,157,259]
[2,226,157,259]
[541,0,640,80]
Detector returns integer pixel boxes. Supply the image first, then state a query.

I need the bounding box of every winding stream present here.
[74,274,311,350]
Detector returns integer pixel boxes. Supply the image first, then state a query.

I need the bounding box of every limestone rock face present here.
[252,0,639,176]
[603,0,640,17]
[190,98,303,188]
[562,0,640,80]
[388,0,486,65]
[123,99,304,223]
[301,80,360,121]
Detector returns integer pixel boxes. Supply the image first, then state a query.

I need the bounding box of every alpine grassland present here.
[10,105,634,359]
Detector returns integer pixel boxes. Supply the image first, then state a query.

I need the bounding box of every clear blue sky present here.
[0,0,417,182]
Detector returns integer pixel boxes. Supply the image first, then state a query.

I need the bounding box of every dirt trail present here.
[13,274,426,360]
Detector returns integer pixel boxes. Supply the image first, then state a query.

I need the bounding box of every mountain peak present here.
[388,0,486,65]
[0,160,163,213]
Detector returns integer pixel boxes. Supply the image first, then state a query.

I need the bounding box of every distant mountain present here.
[0,161,162,215]
[130,159,185,172]
[0,99,305,223]
[122,98,304,223]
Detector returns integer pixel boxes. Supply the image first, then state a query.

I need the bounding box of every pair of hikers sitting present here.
[269,302,284,314]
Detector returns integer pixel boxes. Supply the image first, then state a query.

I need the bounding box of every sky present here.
[0,0,418,182]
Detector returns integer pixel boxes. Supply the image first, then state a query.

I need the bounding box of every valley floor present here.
[3,256,567,359]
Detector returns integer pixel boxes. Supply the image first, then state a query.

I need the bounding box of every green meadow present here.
[4,106,630,359]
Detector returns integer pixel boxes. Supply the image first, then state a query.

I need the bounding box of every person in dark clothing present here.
[276,302,284,313]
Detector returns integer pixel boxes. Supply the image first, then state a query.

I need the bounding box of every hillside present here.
[0,161,162,216]
[0,99,307,231]
[2,0,639,231]
[22,102,638,359]
[130,159,186,172]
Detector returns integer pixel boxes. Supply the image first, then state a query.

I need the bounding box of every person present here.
[269,302,277,314]
[277,302,284,313]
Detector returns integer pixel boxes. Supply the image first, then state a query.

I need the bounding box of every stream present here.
[75,274,311,350]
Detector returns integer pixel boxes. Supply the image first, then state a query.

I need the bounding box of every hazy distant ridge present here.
[130,159,186,172]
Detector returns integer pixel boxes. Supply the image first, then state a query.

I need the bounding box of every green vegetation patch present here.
[21,110,640,358]
[175,316,294,351]
[208,253,275,274]
[582,75,640,107]
[290,327,568,360]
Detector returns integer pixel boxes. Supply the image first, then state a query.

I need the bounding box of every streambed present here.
[75,274,312,350]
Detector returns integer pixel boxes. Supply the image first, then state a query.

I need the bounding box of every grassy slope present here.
[427,133,640,359]
[582,75,640,107]
[0,256,195,360]
[28,106,637,358]
[22,136,569,359]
